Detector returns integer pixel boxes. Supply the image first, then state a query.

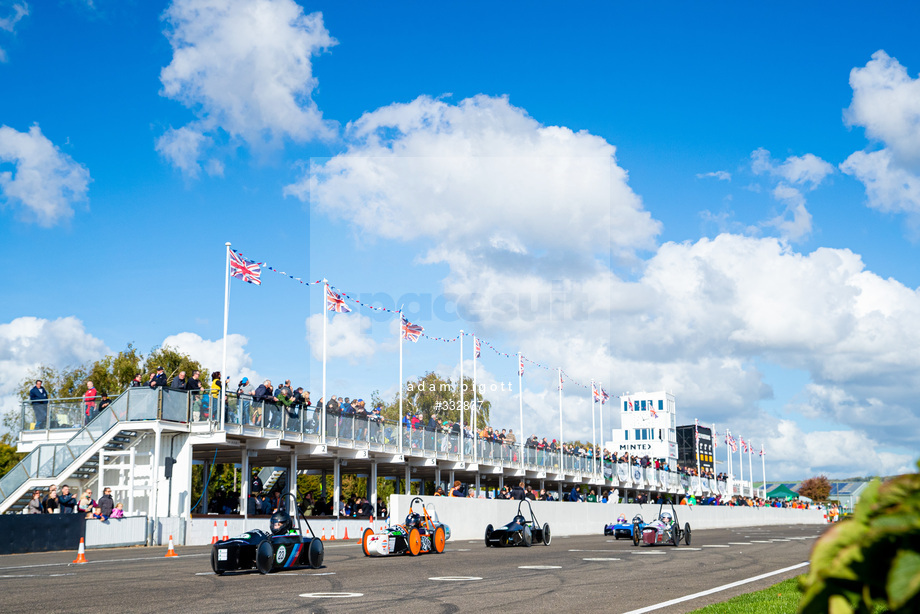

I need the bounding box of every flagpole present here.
[558,367,563,474]
[738,434,744,497]
[694,418,700,479]
[518,352,523,471]
[220,242,231,431]
[599,382,605,485]
[761,444,766,499]
[749,441,754,498]
[398,310,404,455]
[459,330,464,464]
[321,280,328,445]
[472,335,478,465]
[591,379,596,481]
[727,428,732,493]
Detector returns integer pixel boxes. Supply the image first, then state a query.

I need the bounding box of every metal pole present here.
[459,330,464,463]
[558,368,563,473]
[472,335,478,465]
[220,242,231,431]
[322,280,328,446]
[398,310,404,455]
[761,444,766,499]
[591,379,596,480]
[599,382,604,483]
[518,353,524,470]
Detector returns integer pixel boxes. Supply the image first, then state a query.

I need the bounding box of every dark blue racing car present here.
[604,513,646,540]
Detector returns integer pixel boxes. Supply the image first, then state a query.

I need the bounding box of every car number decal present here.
[217,549,228,561]
[276,545,287,563]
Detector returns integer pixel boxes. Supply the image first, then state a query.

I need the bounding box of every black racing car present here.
[211,494,324,574]
[485,499,551,547]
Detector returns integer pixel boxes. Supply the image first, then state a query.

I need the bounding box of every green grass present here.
[689,576,802,613]
[689,576,889,613]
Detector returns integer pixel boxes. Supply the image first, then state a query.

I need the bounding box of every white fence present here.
[85,515,148,548]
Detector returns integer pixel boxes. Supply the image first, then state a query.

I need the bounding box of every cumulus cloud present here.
[749,148,833,241]
[696,170,731,181]
[159,0,337,175]
[0,316,109,425]
[842,51,920,223]
[306,312,379,364]
[0,2,28,62]
[0,124,91,226]
[769,419,914,478]
[161,331,258,383]
[289,94,661,259]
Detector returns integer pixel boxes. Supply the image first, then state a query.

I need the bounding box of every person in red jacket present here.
[83,381,98,424]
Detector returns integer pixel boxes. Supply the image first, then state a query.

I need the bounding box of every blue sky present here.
[2,0,919,479]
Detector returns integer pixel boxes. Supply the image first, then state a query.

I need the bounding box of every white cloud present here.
[0,316,109,426]
[159,0,337,176]
[0,2,28,62]
[161,331,258,383]
[842,51,920,222]
[696,170,731,181]
[841,148,920,217]
[845,50,920,166]
[289,94,661,259]
[768,420,914,478]
[305,312,379,364]
[0,124,91,226]
[749,148,832,242]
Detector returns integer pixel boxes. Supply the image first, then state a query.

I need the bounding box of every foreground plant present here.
[798,460,920,613]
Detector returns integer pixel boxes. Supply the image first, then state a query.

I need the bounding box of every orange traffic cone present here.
[320,526,326,541]
[72,538,87,564]
[343,526,349,540]
[330,525,336,540]
[165,535,178,557]
[222,520,229,541]
[211,521,218,545]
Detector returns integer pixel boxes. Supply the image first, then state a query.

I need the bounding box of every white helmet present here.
[660,511,673,523]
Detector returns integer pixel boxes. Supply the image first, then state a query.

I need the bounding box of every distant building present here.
[676,424,714,471]
[607,392,677,461]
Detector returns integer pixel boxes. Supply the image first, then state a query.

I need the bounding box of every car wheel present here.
[684,523,692,545]
[484,524,493,548]
[255,540,273,574]
[632,523,641,546]
[408,528,422,556]
[307,538,324,569]
[671,528,680,547]
[433,526,446,554]
[210,548,224,575]
[522,526,533,547]
[362,527,374,557]
[542,523,551,546]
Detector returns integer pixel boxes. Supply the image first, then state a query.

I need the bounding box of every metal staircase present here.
[0,388,162,514]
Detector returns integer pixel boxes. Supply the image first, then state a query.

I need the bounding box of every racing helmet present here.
[512,514,526,526]
[617,514,627,523]
[660,511,673,524]
[405,512,421,529]
[632,514,644,524]
[270,510,293,535]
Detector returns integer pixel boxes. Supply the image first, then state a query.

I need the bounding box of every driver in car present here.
[271,510,295,535]
[659,511,673,526]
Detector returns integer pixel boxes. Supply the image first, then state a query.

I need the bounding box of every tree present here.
[0,433,25,479]
[799,475,832,502]
[372,372,492,427]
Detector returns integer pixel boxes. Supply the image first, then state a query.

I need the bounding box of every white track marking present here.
[0,553,208,572]
[582,558,621,561]
[429,576,482,581]
[519,565,562,569]
[728,542,752,545]
[620,562,809,614]
[300,592,363,598]
[703,544,730,548]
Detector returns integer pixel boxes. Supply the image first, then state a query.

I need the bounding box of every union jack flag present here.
[759,444,764,457]
[601,389,609,405]
[627,397,633,411]
[325,286,351,313]
[592,383,600,402]
[741,438,747,453]
[518,354,524,377]
[650,407,658,418]
[474,336,481,359]
[229,249,261,285]
[401,315,423,342]
[559,372,563,391]
[729,435,737,452]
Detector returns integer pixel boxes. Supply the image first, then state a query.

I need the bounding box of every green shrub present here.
[798,460,920,613]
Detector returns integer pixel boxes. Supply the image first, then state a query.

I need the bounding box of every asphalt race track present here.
[0,524,826,614]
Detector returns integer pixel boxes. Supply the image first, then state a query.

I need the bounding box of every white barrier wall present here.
[389,495,826,541]
[176,517,386,546]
